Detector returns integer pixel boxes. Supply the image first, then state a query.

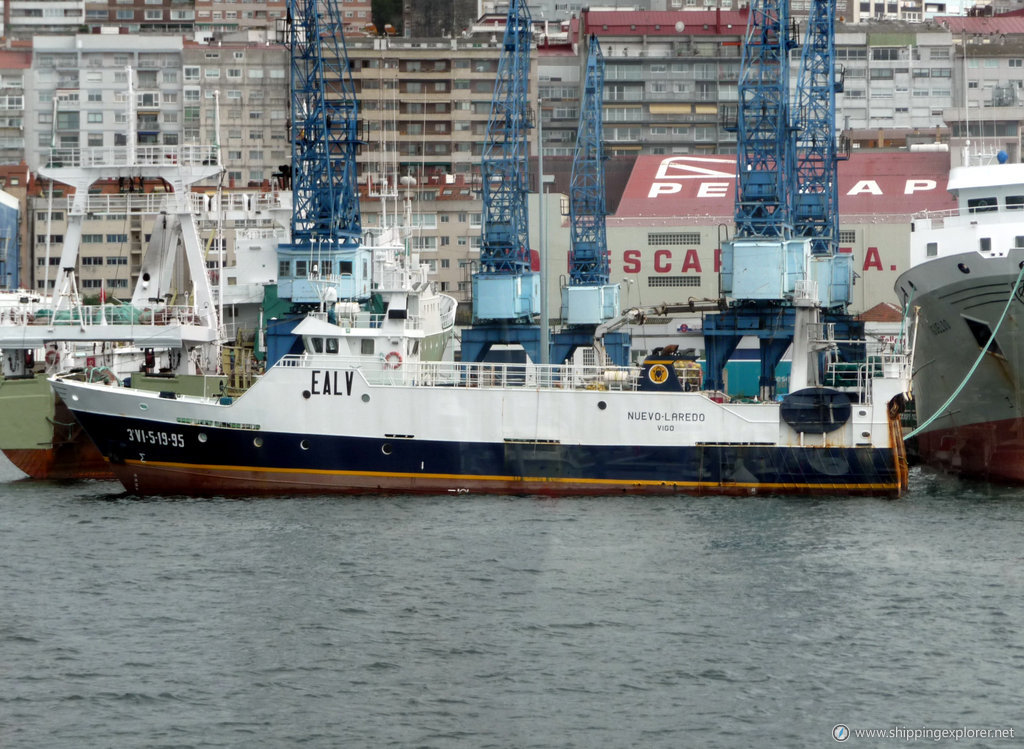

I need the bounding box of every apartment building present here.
[0,47,29,166]
[573,10,748,157]
[193,0,286,36]
[1,0,85,38]
[834,22,956,130]
[347,33,536,300]
[83,0,195,34]
[24,35,190,172]
[938,16,1024,161]
[183,40,290,188]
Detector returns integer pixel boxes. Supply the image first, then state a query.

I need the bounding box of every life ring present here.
[45,349,60,367]
[648,364,670,385]
[384,351,402,369]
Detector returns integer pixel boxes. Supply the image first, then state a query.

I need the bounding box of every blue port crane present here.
[792,0,843,258]
[461,0,541,363]
[702,0,798,397]
[551,35,628,366]
[704,0,858,396]
[265,0,371,365]
[791,0,859,349]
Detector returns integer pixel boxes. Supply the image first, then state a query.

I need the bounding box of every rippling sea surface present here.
[2,456,1023,749]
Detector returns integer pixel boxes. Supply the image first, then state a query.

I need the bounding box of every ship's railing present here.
[306,309,429,332]
[813,324,911,402]
[234,227,290,241]
[45,145,220,169]
[276,354,645,393]
[3,303,205,327]
[822,349,910,403]
[65,192,175,215]
[912,205,1024,227]
[192,190,292,217]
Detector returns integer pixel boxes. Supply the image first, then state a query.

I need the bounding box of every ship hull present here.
[52,359,910,498]
[897,250,1024,482]
[75,409,904,497]
[0,372,224,481]
[0,374,108,480]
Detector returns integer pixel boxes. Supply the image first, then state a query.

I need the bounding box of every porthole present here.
[598,400,607,410]
[957,263,971,274]
[198,433,207,443]
[302,390,311,399]
[382,443,392,455]
[300,439,310,450]
[254,437,263,448]
[139,403,148,411]
[362,393,370,403]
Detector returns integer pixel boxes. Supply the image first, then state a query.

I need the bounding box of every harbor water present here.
[2,457,1022,748]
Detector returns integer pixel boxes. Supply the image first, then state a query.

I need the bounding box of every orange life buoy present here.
[44,349,60,367]
[384,351,402,369]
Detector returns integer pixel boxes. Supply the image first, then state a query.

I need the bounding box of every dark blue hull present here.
[76,410,907,497]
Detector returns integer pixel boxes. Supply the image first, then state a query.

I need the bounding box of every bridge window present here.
[926,242,938,257]
[326,338,339,354]
[967,197,997,213]
[1007,195,1024,210]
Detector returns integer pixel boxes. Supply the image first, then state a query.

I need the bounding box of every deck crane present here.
[703,0,856,397]
[551,35,629,366]
[461,0,541,364]
[265,0,370,364]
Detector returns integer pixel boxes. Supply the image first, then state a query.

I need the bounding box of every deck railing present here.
[1,304,206,328]
[278,354,643,393]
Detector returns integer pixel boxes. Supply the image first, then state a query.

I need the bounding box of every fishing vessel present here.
[0,138,227,480]
[50,285,912,497]
[896,151,1024,482]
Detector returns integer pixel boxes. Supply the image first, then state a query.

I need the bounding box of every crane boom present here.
[733,0,796,239]
[568,35,609,289]
[792,0,843,256]
[288,0,361,249]
[478,0,534,284]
